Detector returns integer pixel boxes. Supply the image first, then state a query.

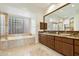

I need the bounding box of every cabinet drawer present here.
[62,42,73,56]
[48,39,54,49]
[55,40,63,53]
[62,37,73,44]
[45,35,55,49]
[74,40,79,46]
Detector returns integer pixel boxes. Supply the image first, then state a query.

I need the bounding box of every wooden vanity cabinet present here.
[55,39,63,53]
[55,37,63,53]
[39,34,74,56]
[46,35,55,49]
[62,42,73,56]
[39,34,47,45]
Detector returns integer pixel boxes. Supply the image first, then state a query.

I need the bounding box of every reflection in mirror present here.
[45,3,79,31]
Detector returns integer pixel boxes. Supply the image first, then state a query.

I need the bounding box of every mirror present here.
[45,3,79,31]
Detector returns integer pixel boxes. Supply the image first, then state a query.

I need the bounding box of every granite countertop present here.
[40,33,79,39]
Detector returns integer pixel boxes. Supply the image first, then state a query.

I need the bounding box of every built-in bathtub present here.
[0,35,35,50]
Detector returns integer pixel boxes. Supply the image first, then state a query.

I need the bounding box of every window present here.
[0,14,31,36]
[0,14,6,36]
[8,16,31,34]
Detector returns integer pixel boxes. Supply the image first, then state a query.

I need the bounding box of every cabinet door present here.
[40,34,48,46]
[49,36,54,49]
[55,40,63,53]
[43,35,50,47]
[45,35,54,49]
[74,45,79,56]
[39,34,45,44]
[62,42,73,56]
[43,35,48,46]
[41,35,46,45]
[39,34,43,43]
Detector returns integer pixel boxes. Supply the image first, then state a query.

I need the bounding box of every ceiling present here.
[0,3,55,13]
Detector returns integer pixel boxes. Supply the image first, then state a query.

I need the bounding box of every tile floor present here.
[0,43,62,56]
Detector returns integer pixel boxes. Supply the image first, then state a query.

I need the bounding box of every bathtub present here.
[0,35,35,50]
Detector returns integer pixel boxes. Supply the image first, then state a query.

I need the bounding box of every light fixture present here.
[49,18,56,23]
[49,18,53,22]
[71,4,75,7]
[59,19,63,22]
